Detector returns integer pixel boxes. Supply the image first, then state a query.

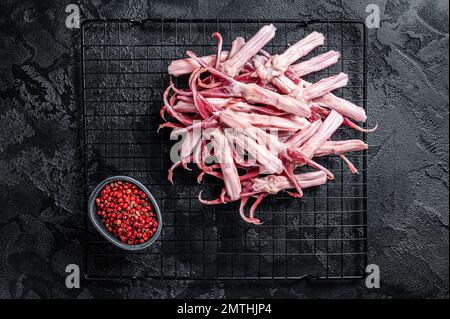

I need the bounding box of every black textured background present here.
[0,0,448,299]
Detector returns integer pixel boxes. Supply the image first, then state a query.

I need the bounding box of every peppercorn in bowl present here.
[88,176,162,251]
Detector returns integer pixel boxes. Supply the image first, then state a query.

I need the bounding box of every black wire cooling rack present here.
[81,19,368,280]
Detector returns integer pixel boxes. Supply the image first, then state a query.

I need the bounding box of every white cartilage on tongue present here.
[228,37,246,59]
[298,110,344,159]
[302,72,348,100]
[314,93,367,123]
[252,171,327,194]
[315,140,368,157]
[219,24,276,77]
[205,128,242,201]
[254,31,325,81]
[271,31,325,74]
[168,52,229,76]
[290,50,340,77]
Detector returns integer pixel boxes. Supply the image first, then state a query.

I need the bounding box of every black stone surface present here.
[0,0,448,298]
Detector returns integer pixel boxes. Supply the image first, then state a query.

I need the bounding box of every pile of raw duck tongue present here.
[160,24,375,224]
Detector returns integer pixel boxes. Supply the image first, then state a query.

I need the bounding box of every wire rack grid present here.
[81,19,368,280]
